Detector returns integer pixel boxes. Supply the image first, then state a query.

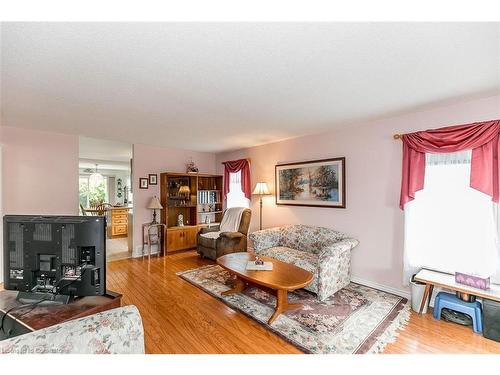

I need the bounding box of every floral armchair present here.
[249,225,359,301]
[0,305,144,354]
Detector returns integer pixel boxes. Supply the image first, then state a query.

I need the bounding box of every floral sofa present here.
[249,225,359,301]
[0,305,144,354]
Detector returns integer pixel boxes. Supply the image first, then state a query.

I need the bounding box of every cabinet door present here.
[166,230,184,252]
[184,227,199,249]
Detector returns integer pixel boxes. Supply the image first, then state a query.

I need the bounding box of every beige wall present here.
[1,126,79,215]
[216,95,500,294]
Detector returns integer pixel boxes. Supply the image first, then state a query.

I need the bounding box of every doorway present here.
[79,137,133,262]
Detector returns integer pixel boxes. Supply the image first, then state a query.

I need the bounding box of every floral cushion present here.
[249,227,282,252]
[258,246,318,274]
[0,305,145,354]
[279,225,347,255]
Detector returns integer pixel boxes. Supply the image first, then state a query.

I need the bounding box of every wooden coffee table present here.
[216,252,313,324]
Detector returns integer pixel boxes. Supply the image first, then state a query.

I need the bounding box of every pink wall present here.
[216,95,500,293]
[1,126,79,215]
[132,143,216,252]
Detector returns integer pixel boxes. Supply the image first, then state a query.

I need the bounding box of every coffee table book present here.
[246,261,273,271]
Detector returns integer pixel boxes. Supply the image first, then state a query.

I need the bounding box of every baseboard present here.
[351,276,411,300]
[132,246,143,258]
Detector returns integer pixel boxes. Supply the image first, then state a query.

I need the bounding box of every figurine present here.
[186,157,199,174]
[177,213,184,227]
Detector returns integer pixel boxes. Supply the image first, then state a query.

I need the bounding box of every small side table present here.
[142,222,166,258]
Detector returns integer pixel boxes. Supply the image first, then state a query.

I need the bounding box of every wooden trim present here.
[162,172,223,178]
[274,157,346,209]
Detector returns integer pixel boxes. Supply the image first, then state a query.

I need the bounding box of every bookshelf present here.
[160,172,223,253]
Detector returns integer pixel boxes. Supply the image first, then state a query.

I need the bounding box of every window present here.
[226,171,250,209]
[404,150,500,284]
[79,175,109,209]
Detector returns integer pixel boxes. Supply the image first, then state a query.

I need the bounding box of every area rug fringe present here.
[366,302,411,354]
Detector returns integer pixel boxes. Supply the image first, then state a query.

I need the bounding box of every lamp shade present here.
[178,185,191,195]
[252,182,270,195]
[147,196,163,209]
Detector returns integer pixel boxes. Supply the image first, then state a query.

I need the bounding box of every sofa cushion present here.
[279,225,347,255]
[198,233,218,249]
[258,246,318,274]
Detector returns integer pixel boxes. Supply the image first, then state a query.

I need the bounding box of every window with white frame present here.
[79,175,109,210]
[226,171,250,209]
[404,150,500,284]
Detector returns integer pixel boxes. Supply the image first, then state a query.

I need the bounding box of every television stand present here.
[0,289,122,341]
[16,291,73,305]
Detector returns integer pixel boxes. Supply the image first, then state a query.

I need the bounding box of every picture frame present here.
[139,178,149,189]
[275,157,345,208]
[148,174,158,185]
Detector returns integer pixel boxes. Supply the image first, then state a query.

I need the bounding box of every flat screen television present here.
[3,215,106,304]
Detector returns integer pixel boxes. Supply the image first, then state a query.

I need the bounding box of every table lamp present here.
[252,182,271,230]
[147,196,163,224]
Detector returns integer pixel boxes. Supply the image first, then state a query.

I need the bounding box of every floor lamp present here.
[252,182,270,230]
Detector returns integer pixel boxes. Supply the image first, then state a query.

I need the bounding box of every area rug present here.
[177,264,410,354]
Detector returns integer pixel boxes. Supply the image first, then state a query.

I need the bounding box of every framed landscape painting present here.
[275,157,345,208]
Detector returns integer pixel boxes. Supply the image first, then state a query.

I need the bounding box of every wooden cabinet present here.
[165,226,198,253]
[184,227,198,248]
[160,172,223,254]
[111,208,129,237]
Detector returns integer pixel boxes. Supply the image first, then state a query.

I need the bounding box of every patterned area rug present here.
[177,265,410,354]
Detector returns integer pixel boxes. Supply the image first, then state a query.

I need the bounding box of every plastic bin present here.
[483,298,500,342]
[410,275,429,314]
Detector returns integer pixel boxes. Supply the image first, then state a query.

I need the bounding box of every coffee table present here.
[216,252,313,324]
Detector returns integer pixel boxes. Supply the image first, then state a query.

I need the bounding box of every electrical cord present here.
[0,266,90,335]
[0,298,50,334]
[55,266,89,295]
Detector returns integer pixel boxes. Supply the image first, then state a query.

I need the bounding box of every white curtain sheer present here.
[403,150,500,285]
[226,171,250,209]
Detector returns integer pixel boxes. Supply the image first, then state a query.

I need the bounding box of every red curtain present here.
[222,159,251,199]
[400,119,500,209]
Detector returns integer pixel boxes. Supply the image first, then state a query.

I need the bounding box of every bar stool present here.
[433,292,483,333]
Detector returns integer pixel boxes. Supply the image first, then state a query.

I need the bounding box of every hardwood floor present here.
[106,251,500,354]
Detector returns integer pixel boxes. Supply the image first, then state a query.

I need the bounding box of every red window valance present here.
[400,119,500,209]
[222,159,251,200]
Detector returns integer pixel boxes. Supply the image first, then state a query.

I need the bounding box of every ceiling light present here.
[89,164,104,188]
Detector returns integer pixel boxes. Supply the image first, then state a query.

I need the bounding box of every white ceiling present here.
[79,136,132,162]
[2,22,499,153]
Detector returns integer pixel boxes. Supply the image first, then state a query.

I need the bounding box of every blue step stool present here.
[433,292,483,333]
